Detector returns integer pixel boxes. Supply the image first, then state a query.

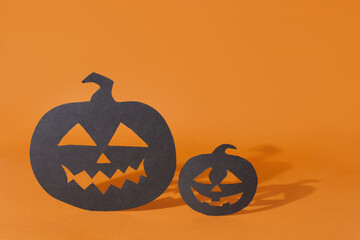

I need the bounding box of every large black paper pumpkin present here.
[30,73,176,211]
[178,144,257,215]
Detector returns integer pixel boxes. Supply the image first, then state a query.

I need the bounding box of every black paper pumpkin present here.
[178,144,257,216]
[30,73,176,211]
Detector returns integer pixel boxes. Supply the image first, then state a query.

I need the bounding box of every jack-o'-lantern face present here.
[190,167,244,207]
[59,122,149,194]
[30,73,176,211]
[179,144,257,216]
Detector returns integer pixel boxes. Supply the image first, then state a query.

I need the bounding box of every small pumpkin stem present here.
[212,144,237,155]
[82,72,115,103]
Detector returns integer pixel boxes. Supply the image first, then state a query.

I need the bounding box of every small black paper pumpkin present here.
[178,144,257,216]
[30,73,176,211]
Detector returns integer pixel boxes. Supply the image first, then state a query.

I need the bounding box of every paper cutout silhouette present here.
[30,73,176,210]
[178,144,257,216]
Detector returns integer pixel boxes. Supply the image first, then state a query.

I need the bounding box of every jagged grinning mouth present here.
[191,187,244,207]
[62,159,146,194]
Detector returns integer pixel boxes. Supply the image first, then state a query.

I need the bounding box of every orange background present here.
[1,0,359,239]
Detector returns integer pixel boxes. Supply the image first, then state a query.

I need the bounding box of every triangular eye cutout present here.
[96,153,111,164]
[58,123,96,146]
[221,170,242,184]
[193,168,212,184]
[108,123,148,147]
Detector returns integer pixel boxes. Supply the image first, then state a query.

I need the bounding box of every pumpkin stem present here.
[82,72,115,103]
[212,144,237,155]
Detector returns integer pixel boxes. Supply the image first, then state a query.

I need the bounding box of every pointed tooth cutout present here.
[58,123,96,146]
[108,123,148,147]
[62,165,74,183]
[96,153,111,164]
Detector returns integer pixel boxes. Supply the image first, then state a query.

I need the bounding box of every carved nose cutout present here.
[211,185,222,192]
[58,123,96,146]
[108,123,148,147]
[97,153,111,164]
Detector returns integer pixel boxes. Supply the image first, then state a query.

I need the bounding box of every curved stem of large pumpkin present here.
[212,144,237,155]
[82,72,115,103]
